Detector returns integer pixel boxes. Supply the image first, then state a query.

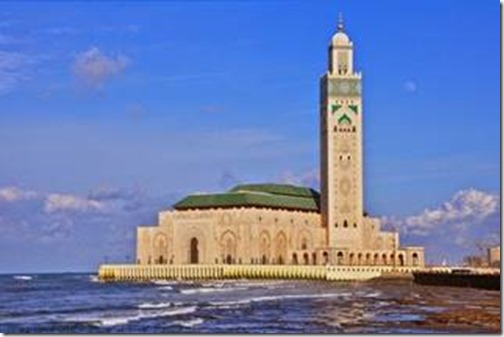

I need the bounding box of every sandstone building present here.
[136,17,425,268]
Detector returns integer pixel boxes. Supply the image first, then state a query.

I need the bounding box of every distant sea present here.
[0,273,499,333]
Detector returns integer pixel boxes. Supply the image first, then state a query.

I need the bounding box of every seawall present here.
[98,264,422,282]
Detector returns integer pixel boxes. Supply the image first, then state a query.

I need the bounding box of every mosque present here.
[135,17,425,269]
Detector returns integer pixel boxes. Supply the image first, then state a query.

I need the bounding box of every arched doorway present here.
[412,252,419,266]
[274,231,287,266]
[337,251,344,265]
[349,253,354,265]
[220,231,237,265]
[303,253,309,265]
[398,254,404,266]
[153,233,168,265]
[292,253,298,265]
[322,251,329,264]
[190,237,199,264]
[259,231,271,265]
[226,254,232,264]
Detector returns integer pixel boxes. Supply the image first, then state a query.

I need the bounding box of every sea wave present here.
[137,301,184,309]
[179,286,246,295]
[88,275,99,283]
[170,318,204,328]
[211,292,351,308]
[65,306,198,327]
[13,275,33,281]
[150,280,178,286]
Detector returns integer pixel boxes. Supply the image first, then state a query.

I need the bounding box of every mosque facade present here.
[135,18,425,268]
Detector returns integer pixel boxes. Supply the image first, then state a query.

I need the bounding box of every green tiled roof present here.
[173,183,320,212]
[230,183,318,198]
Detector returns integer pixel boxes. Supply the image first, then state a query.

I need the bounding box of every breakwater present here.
[413,269,500,291]
[98,264,421,282]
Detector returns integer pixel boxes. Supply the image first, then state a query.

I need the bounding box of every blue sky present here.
[0,1,499,273]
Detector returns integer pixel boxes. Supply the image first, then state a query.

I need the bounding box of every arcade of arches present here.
[136,202,424,267]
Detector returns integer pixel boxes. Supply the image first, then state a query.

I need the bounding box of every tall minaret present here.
[320,15,364,250]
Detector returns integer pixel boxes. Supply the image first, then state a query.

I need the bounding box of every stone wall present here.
[136,207,425,268]
[99,264,422,282]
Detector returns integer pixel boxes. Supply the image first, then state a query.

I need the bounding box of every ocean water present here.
[0,273,499,333]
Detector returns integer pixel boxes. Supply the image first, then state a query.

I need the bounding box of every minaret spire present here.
[337,12,344,32]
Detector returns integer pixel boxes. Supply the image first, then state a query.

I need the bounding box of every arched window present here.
[226,254,232,264]
[278,255,284,265]
[382,253,388,266]
[373,253,379,265]
[343,220,348,228]
[349,253,354,265]
[357,253,362,265]
[190,238,199,264]
[292,253,298,265]
[312,252,317,265]
[365,253,371,265]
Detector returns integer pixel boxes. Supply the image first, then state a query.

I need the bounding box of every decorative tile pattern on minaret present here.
[320,15,364,249]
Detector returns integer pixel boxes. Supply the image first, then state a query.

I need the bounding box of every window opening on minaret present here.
[343,220,348,228]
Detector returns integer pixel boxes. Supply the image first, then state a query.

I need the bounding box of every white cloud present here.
[0,186,37,202]
[403,80,417,93]
[72,46,129,89]
[44,194,106,213]
[404,189,497,235]
[380,188,500,264]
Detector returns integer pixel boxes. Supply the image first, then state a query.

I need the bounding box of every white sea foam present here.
[151,280,177,286]
[13,275,32,281]
[157,286,173,291]
[89,275,99,283]
[66,306,198,328]
[170,318,204,328]
[138,302,174,309]
[179,286,246,295]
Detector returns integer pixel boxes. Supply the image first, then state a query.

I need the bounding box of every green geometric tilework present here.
[331,104,342,113]
[338,114,352,125]
[348,105,359,114]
